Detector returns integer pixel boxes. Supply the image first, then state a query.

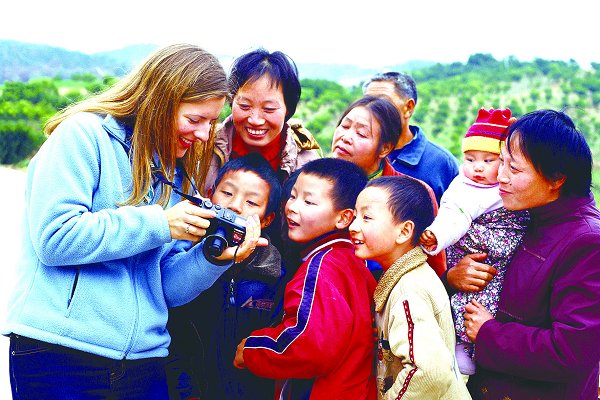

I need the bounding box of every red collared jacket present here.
[243,231,377,400]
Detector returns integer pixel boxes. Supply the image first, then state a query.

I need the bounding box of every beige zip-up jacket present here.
[374,247,471,400]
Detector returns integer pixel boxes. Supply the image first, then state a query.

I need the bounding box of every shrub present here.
[0,120,44,164]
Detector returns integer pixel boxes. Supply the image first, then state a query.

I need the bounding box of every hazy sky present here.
[2,0,597,68]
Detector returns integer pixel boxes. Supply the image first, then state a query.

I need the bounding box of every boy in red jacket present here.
[234,158,377,400]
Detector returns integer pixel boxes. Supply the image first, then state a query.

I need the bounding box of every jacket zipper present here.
[67,268,80,307]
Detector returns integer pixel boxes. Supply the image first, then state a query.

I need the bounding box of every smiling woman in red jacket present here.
[450,109,600,399]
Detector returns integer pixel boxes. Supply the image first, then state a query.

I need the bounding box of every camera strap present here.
[154,174,201,204]
[153,160,202,203]
[176,160,201,196]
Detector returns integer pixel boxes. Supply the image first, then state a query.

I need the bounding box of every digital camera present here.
[188,197,246,257]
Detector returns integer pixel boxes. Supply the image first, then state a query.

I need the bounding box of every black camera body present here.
[188,197,246,257]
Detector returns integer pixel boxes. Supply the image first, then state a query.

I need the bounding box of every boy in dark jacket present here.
[167,153,284,400]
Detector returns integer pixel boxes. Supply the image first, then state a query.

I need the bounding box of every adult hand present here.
[216,215,268,264]
[447,253,497,292]
[165,200,216,242]
[419,229,438,252]
[464,299,494,342]
[233,338,247,369]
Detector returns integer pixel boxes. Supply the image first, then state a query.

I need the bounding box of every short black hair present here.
[298,158,368,211]
[336,96,401,154]
[213,153,282,216]
[366,176,435,246]
[228,48,301,122]
[506,109,592,197]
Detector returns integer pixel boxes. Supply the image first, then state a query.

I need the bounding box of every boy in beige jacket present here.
[349,176,470,399]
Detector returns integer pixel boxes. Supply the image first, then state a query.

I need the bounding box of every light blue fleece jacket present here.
[2,112,231,360]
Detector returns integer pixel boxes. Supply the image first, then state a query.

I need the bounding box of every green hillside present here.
[296,54,600,198]
[1,53,598,198]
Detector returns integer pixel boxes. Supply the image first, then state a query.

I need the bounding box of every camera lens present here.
[204,226,228,257]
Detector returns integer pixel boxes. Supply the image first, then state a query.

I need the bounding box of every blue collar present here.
[389,125,427,166]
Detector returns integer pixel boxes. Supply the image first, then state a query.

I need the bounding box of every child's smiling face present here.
[349,186,406,268]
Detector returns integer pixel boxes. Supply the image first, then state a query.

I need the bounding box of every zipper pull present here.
[228,278,235,306]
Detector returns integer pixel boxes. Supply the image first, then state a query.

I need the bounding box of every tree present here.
[0,120,43,164]
[467,53,498,69]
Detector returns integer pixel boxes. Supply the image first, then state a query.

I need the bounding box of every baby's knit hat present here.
[462,108,512,154]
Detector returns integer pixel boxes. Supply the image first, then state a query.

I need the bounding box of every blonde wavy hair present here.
[44,44,228,207]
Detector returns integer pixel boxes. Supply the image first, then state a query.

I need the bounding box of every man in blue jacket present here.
[364,71,459,203]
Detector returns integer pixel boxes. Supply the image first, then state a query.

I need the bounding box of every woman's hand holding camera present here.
[166,201,267,263]
[165,200,216,242]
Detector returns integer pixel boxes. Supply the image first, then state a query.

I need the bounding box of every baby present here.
[420,108,529,376]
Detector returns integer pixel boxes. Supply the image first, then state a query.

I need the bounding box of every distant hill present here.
[94,44,160,69]
[0,40,434,84]
[297,60,435,86]
[0,40,132,82]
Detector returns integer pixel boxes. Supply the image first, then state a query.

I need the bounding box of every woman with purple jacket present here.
[448,109,600,399]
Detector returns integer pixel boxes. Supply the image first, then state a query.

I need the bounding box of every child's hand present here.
[419,229,438,252]
[216,215,268,263]
[233,338,247,369]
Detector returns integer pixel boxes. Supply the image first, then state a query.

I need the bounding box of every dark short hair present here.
[363,71,418,105]
[506,109,592,197]
[366,176,435,246]
[336,96,401,154]
[298,158,368,211]
[228,48,301,122]
[213,153,282,216]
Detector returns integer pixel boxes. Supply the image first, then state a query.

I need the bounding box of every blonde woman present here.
[3,44,263,399]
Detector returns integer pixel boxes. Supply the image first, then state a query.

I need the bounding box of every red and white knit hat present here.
[462,108,513,154]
